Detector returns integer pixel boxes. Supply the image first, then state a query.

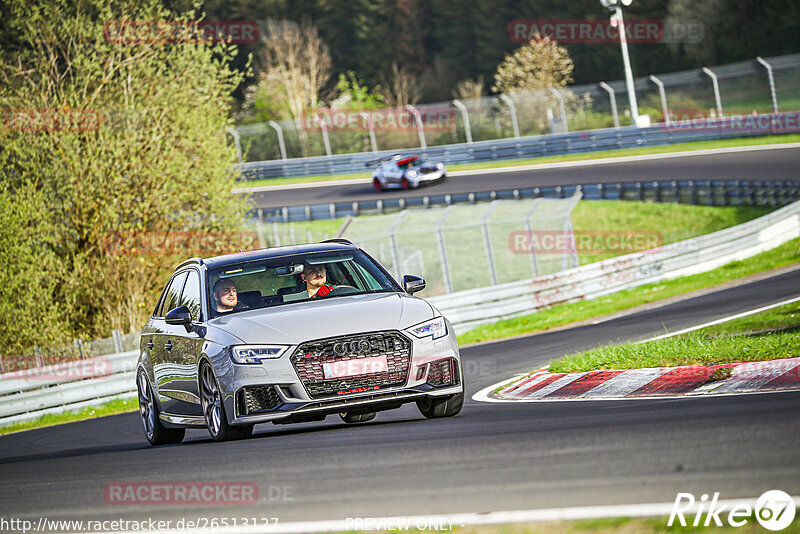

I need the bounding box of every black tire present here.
[137,370,185,446]
[339,412,377,424]
[416,391,464,419]
[200,363,253,442]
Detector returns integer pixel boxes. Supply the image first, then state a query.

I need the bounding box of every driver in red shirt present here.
[301,262,333,298]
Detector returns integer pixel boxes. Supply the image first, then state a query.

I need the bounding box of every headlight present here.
[231,345,289,364]
[407,317,447,339]
[407,170,418,177]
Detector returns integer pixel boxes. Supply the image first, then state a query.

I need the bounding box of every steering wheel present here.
[326,285,358,297]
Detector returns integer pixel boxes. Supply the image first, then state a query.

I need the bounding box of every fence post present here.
[524,199,542,278]
[405,105,427,149]
[226,126,244,163]
[272,222,281,246]
[481,204,500,286]
[255,209,266,248]
[452,100,473,144]
[359,111,378,153]
[549,88,569,133]
[0,352,4,374]
[289,224,296,245]
[702,67,723,117]
[756,57,779,114]
[387,211,409,280]
[112,329,123,354]
[34,346,43,368]
[598,82,620,128]
[314,115,333,157]
[648,75,670,126]
[268,121,288,160]
[499,94,521,138]
[436,207,455,293]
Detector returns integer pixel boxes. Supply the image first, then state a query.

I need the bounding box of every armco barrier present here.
[1,200,798,426]
[428,199,800,333]
[238,111,800,180]
[0,351,139,426]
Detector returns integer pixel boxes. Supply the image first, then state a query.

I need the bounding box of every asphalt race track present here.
[248,145,800,209]
[1,268,799,529]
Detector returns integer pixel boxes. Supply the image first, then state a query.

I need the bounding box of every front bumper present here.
[218,328,462,426]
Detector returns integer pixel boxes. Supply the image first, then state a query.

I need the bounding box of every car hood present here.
[207,293,434,345]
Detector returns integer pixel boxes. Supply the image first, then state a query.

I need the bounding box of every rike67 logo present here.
[669,490,796,531]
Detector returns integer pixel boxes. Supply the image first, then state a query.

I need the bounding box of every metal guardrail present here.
[0,351,139,426]
[238,111,800,180]
[428,199,800,333]
[257,179,800,223]
[2,199,799,425]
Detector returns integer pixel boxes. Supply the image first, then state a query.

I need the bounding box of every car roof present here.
[396,156,419,166]
[179,242,359,271]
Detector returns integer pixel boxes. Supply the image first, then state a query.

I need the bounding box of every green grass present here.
[547,299,800,373]
[457,236,800,346]
[570,202,770,265]
[0,397,137,435]
[236,133,800,190]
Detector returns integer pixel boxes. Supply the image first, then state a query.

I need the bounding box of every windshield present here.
[207,250,400,318]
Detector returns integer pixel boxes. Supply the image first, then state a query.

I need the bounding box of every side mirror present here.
[165,306,192,326]
[402,275,426,294]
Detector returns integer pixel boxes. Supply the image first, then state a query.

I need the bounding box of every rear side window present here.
[157,271,188,317]
[179,270,202,322]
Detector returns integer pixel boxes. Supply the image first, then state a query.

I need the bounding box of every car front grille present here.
[291,331,411,399]
[426,358,457,387]
[238,386,282,415]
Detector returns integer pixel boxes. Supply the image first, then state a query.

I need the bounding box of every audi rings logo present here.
[333,340,371,356]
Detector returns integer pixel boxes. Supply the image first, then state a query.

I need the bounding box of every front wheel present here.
[200,363,253,442]
[401,177,411,190]
[417,391,464,419]
[373,177,383,191]
[340,412,377,424]
[137,370,185,445]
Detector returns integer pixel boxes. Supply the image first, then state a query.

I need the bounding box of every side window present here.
[179,270,202,322]
[158,272,188,317]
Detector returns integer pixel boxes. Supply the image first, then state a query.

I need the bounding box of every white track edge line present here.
[639,295,800,343]
[234,141,800,193]
[108,497,800,534]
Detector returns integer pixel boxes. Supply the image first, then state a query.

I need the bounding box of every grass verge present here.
[548,300,800,373]
[0,396,137,435]
[457,236,800,346]
[237,133,800,190]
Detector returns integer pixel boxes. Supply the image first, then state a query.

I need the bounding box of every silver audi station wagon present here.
[137,239,464,445]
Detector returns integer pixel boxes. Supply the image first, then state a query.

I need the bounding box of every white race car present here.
[369,155,446,191]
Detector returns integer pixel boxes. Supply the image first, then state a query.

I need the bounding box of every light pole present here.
[600,0,640,126]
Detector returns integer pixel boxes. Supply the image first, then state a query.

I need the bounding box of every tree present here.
[254,19,333,121]
[0,0,248,343]
[492,36,574,94]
